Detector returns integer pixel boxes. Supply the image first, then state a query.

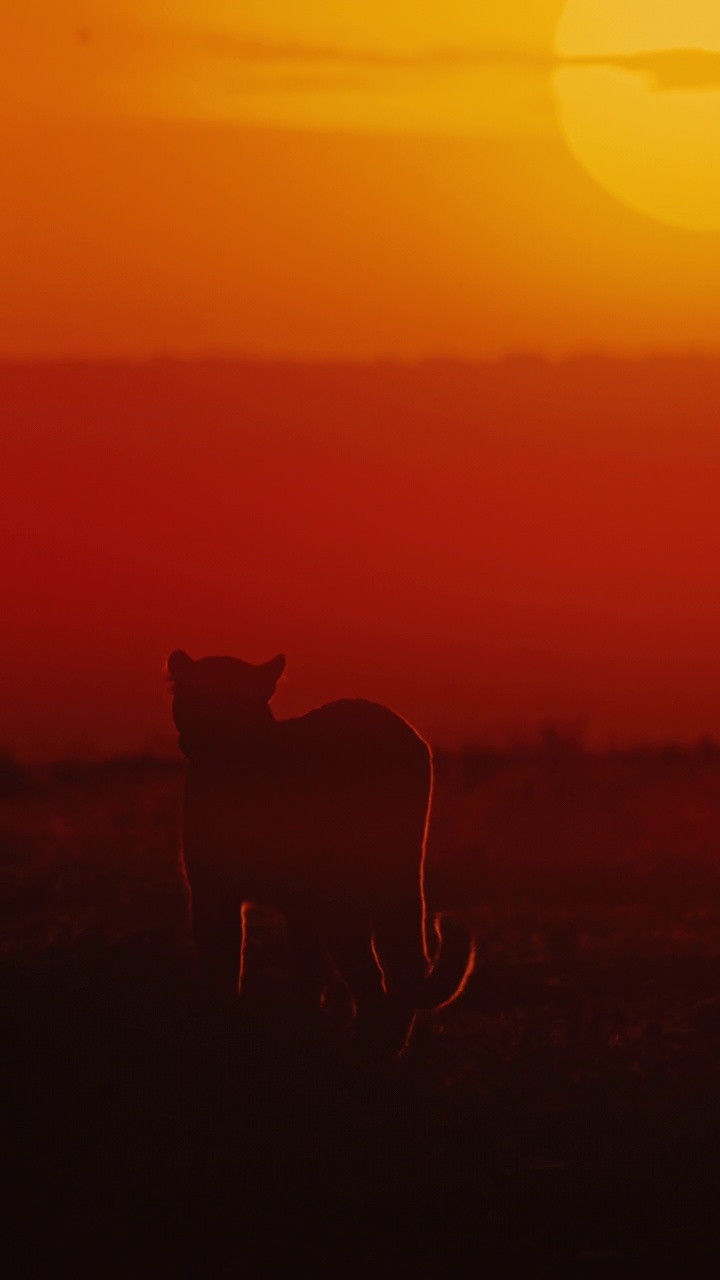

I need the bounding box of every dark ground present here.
[4,742,720,1271]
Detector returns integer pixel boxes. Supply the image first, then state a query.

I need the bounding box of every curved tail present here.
[416,912,476,1011]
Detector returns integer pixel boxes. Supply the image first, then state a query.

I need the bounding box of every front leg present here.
[190,882,243,998]
[284,910,332,1015]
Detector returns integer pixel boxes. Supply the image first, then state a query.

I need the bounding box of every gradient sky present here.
[5,358,720,758]
[5,4,720,758]
[4,1,720,357]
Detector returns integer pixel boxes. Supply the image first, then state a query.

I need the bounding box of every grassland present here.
[4,742,720,1267]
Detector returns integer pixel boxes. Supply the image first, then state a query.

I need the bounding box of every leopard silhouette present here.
[168,650,474,1056]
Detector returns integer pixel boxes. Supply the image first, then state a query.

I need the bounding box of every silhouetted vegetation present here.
[5,743,720,1264]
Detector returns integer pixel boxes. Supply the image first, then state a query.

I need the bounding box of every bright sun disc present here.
[554,0,720,231]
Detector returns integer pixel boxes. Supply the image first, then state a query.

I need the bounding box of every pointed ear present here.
[167,650,195,681]
[260,653,286,698]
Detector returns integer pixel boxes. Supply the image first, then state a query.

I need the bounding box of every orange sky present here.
[4,1,720,357]
[5,5,720,756]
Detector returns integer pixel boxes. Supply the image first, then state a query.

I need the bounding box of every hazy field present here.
[4,742,720,1265]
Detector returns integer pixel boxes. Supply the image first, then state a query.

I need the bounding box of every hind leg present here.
[327,913,411,1060]
[190,885,243,997]
[369,900,430,1055]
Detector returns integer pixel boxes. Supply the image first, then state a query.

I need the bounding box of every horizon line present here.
[3,349,720,369]
[5,735,720,770]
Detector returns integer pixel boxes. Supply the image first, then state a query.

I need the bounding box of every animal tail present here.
[416,911,476,1011]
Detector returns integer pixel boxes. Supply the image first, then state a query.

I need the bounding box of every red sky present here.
[6,6,720,756]
[4,358,720,758]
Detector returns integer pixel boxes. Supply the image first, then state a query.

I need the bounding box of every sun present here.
[554,1,720,232]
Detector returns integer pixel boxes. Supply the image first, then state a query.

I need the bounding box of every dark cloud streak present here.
[607,49,720,92]
[196,33,720,93]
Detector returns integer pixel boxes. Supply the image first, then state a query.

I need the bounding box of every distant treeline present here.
[3,735,720,797]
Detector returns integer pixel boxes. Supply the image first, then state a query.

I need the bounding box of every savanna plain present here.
[5,738,720,1268]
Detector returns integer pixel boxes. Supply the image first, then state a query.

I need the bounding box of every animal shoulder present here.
[280,698,426,746]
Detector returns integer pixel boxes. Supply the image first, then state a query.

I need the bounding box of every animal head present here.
[167,650,286,756]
